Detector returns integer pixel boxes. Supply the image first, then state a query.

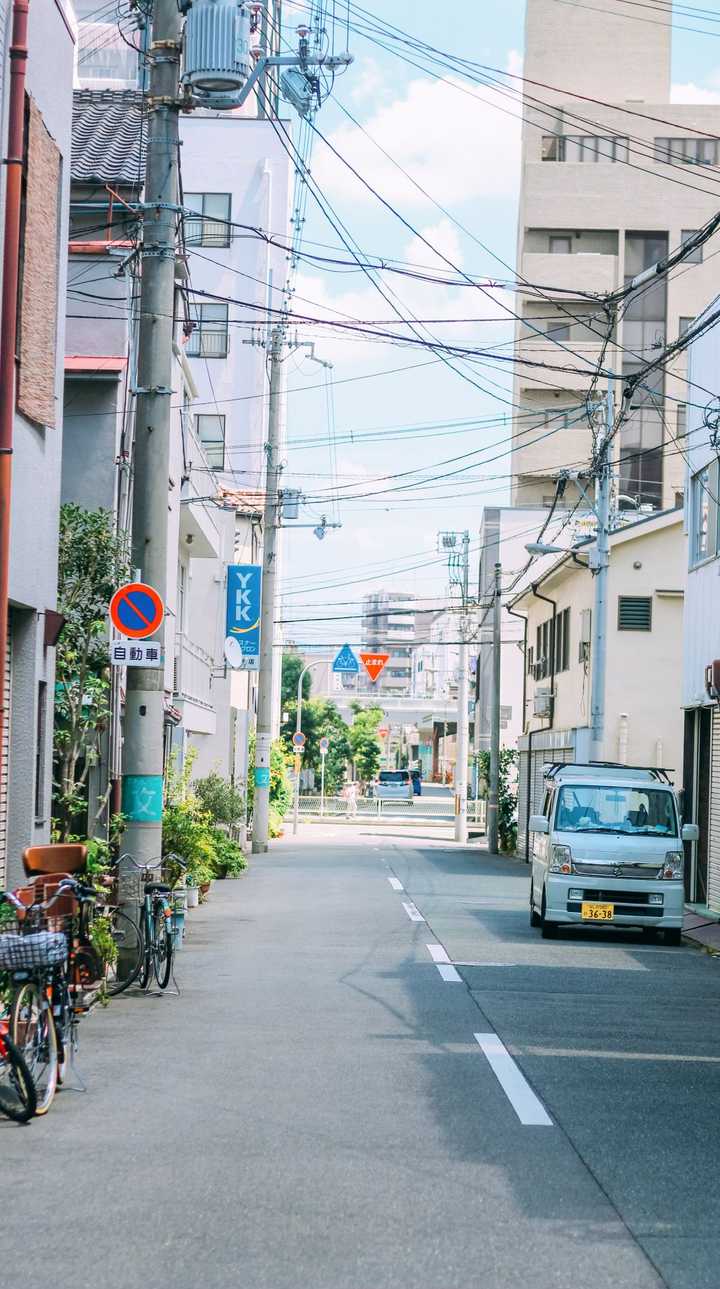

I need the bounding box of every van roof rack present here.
[542,761,674,785]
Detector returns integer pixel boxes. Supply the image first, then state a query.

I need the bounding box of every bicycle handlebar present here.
[113,852,188,871]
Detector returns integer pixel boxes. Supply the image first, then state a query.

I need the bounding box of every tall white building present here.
[511,0,720,512]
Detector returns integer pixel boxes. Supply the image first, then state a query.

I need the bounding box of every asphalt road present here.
[4,826,720,1288]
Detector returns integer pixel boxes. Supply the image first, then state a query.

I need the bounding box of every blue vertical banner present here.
[226,565,262,669]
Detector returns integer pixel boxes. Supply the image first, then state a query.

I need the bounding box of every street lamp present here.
[292,658,331,835]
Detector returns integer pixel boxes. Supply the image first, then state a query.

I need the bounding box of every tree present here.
[477,748,518,853]
[280,698,351,793]
[53,505,129,839]
[282,651,311,708]
[348,704,383,783]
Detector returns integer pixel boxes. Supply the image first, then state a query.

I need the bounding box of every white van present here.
[529,763,698,945]
[370,770,413,801]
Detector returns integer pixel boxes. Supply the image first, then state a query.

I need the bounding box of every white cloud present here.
[671,80,720,104]
[312,74,521,210]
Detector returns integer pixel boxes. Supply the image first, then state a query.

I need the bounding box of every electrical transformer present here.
[182,0,252,107]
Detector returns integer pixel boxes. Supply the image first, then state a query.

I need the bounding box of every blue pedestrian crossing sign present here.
[333,643,359,674]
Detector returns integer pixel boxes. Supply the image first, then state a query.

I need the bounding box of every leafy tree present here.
[281,651,311,708]
[280,698,351,793]
[477,748,518,853]
[53,505,129,839]
[192,771,244,828]
[348,704,383,783]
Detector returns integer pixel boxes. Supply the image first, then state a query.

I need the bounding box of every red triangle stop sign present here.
[359,651,390,682]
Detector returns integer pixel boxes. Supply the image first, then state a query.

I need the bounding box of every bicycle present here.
[112,854,185,992]
[0,1018,36,1123]
[0,876,99,1114]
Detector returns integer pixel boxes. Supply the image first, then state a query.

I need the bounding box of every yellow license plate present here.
[581,902,614,921]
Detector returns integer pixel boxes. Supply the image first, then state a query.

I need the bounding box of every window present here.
[542,134,629,162]
[618,596,652,631]
[527,645,534,676]
[549,235,572,254]
[184,193,231,247]
[679,316,694,337]
[535,618,553,679]
[655,136,720,166]
[691,460,720,565]
[677,403,687,439]
[554,608,570,673]
[681,231,703,264]
[196,413,226,469]
[187,303,229,358]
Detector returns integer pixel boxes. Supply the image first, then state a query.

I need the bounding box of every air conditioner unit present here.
[534,687,553,718]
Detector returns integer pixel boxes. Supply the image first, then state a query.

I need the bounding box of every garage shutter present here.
[0,623,11,889]
[707,708,720,913]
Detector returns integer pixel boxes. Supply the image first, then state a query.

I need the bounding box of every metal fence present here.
[297,795,487,827]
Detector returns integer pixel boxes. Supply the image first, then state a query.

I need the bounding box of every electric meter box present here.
[183,0,252,101]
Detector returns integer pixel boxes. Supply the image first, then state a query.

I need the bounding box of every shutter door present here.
[517,751,529,858]
[707,708,720,913]
[0,623,11,889]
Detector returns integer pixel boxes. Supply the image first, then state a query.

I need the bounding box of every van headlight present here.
[550,844,572,875]
[661,851,684,879]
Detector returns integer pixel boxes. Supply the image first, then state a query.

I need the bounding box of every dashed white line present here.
[388,877,404,892]
[426,943,450,964]
[402,901,425,923]
[474,1033,553,1127]
[436,963,462,982]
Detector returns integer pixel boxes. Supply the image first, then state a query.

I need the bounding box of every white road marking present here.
[436,963,462,982]
[388,877,404,892]
[426,943,450,964]
[474,1033,553,1127]
[402,901,425,923]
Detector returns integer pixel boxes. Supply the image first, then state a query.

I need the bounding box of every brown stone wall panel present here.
[17,97,61,428]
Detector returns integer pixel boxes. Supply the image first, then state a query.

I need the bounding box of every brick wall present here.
[17,95,60,428]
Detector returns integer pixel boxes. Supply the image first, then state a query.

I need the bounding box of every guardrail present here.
[296,795,487,827]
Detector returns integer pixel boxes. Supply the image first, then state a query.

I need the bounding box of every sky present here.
[278,0,720,651]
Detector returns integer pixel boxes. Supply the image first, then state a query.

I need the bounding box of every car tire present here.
[664,927,683,947]
[530,880,542,927]
[540,891,557,938]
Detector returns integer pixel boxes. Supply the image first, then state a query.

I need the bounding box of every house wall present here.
[3,0,75,886]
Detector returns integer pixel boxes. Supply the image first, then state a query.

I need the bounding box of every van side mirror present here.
[682,823,699,842]
[529,815,549,834]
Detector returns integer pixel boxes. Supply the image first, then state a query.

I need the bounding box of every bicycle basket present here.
[0,930,68,970]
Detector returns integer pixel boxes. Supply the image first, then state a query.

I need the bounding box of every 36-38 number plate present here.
[581,902,614,921]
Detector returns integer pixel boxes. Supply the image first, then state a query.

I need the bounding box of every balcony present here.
[522,252,619,297]
[515,337,605,394]
[173,632,216,734]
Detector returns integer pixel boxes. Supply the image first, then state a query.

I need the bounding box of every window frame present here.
[184,192,232,248]
[690,460,720,567]
[681,230,703,264]
[186,302,229,359]
[195,412,226,470]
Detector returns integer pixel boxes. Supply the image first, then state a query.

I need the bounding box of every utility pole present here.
[291,657,328,836]
[454,531,470,845]
[121,0,182,872]
[487,561,502,854]
[252,327,285,852]
[589,373,614,761]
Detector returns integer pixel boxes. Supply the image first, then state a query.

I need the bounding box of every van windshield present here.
[555,785,678,836]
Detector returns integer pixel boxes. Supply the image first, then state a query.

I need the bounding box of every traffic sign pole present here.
[292,658,330,837]
[320,748,326,818]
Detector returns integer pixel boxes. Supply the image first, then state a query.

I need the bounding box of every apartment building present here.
[360,591,417,697]
[0,0,75,888]
[510,509,685,861]
[511,0,720,512]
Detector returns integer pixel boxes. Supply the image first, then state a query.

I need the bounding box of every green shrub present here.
[209,827,247,878]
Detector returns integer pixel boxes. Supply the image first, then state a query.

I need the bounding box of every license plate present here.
[581,902,614,921]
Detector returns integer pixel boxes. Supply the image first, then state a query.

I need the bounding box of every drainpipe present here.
[526,584,557,863]
[0,0,30,798]
[506,602,531,863]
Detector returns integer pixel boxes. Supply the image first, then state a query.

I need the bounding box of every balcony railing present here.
[174,632,214,709]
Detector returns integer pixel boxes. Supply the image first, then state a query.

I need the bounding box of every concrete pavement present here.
[3,825,718,1288]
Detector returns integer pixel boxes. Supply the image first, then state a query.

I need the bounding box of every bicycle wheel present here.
[0,1030,37,1122]
[10,982,58,1115]
[104,910,143,996]
[152,907,174,990]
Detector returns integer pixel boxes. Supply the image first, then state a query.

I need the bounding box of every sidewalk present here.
[683,907,720,951]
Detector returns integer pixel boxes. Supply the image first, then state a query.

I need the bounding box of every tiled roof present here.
[72,89,146,185]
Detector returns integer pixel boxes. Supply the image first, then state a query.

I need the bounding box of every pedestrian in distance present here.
[345,781,358,819]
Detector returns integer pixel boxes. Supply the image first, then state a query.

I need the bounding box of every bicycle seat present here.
[144,882,171,895]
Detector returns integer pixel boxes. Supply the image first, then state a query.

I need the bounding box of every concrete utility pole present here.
[487,561,502,855]
[252,328,285,852]
[121,0,182,871]
[589,374,614,761]
[291,658,329,836]
[454,531,471,845]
